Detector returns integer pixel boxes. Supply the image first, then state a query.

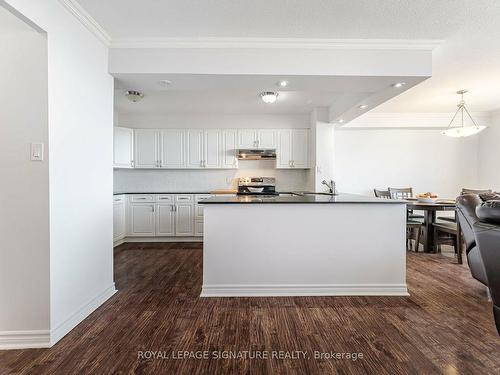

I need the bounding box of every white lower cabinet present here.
[123,194,200,239]
[128,203,156,236]
[156,204,175,236]
[175,203,194,236]
[195,220,204,236]
[113,195,126,242]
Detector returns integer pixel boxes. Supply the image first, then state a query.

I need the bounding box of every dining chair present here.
[374,189,391,199]
[388,187,414,200]
[433,220,461,263]
[381,188,424,251]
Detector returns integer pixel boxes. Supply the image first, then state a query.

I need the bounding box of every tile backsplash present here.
[114,160,310,193]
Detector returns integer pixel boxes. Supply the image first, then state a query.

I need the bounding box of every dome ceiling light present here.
[260,91,279,104]
[125,90,144,103]
[442,90,486,137]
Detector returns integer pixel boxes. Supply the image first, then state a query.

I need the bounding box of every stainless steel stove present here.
[237,177,278,196]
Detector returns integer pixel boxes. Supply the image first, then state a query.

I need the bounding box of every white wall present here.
[479,111,500,191]
[0,7,49,336]
[116,112,309,129]
[115,113,310,192]
[334,128,479,198]
[3,0,115,347]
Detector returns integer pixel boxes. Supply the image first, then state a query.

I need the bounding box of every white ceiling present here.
[78,0,500,113]
[114,74,420,115]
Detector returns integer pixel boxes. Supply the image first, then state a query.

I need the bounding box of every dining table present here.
[405,199,460,257]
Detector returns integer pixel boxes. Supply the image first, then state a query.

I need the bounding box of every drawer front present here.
[130,194,155,203]
[113,195,125,203]
[175,194,193,203]
[157,194,174,202]
[195,194,211,203]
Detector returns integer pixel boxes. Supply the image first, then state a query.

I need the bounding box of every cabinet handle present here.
[137,197,147,200]
[170,204,174,212]
[291,160,295,167]
[131,160,135,167]
[152,206,155,212]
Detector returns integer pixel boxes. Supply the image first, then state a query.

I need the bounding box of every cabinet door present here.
[113,200,126,241]
[221,129,238,168]
[175,203,194,236]
[113,127,134,168]
[194,220,204,236]
[237,129,258,148]
[204,130,221,168]
[128,204,155,236]
[186,129,204,168]
[160,129,185,168]
[276,129,292,168]
[156,204,175,236]
[257,129,276,149]
[134,129,158,168]
[291,129,309,168]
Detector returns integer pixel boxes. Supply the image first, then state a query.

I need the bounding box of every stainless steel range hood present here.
[237,149,276,160]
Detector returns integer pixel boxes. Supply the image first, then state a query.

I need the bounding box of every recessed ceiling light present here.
[125,90,144,102]
[338,119,345,123]
[392,82,406,88]
[260,91,279,104]
[358,104,368,110]
[277,80,288,87]
[159,79,172,86]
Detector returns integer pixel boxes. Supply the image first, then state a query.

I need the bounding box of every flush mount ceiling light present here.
[338,119,345,123]
[125,90,144,102]
[442,90,486,138]
[260,91,279,104]
[393,82,406,88]
[277,80,288,87]
[358,104,368,110]
[159,79,172,86]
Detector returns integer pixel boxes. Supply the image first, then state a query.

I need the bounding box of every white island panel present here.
[202,202,407,296]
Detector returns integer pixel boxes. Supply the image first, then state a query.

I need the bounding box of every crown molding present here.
[109,37,443,50]
[340,112,492,129]
[58,0,111,46]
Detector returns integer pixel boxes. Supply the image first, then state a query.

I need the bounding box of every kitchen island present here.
[199,194,408,297]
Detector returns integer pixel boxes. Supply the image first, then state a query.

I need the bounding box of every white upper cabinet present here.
[221,129,238,169]
[134,129,158,168]
[204,130,221,168]
[160,129,185,168]
[186,129,204,168]
[237,129,276,149]
[277,129,292,168]
[237,129,258,148]
[277,129,309,169]
[291,129,309,168]
[124,127,307,170]
[257,129,276,148]
[113,127,134,168]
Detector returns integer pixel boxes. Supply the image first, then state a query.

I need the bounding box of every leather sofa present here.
[456,194,500,334]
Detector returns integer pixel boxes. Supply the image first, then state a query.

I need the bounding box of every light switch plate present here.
[31,143,44,161]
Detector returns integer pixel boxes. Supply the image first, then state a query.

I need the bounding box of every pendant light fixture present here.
[442,90,486,137]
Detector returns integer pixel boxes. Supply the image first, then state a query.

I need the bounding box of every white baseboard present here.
[116,237,202,246]
[201,284,409,297]
[0,330,51,350]
[50,284,117,345]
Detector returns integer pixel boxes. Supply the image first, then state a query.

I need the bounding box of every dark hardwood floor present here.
[1,242,499,374]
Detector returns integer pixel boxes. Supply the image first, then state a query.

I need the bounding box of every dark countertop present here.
[199,193,406,204]
[113,192,212,195]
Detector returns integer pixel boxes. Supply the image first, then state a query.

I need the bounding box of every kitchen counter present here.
[200,193,405,204]
[113,191,212,195]
[201,193,408,297]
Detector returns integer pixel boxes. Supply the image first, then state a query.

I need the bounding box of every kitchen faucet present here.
[322,180,338,195]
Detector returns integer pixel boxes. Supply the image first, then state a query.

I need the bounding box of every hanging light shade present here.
[442,90,486,137]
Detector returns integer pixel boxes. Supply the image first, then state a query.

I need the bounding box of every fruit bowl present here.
[417,196,439,203]
[417,192,439,203]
